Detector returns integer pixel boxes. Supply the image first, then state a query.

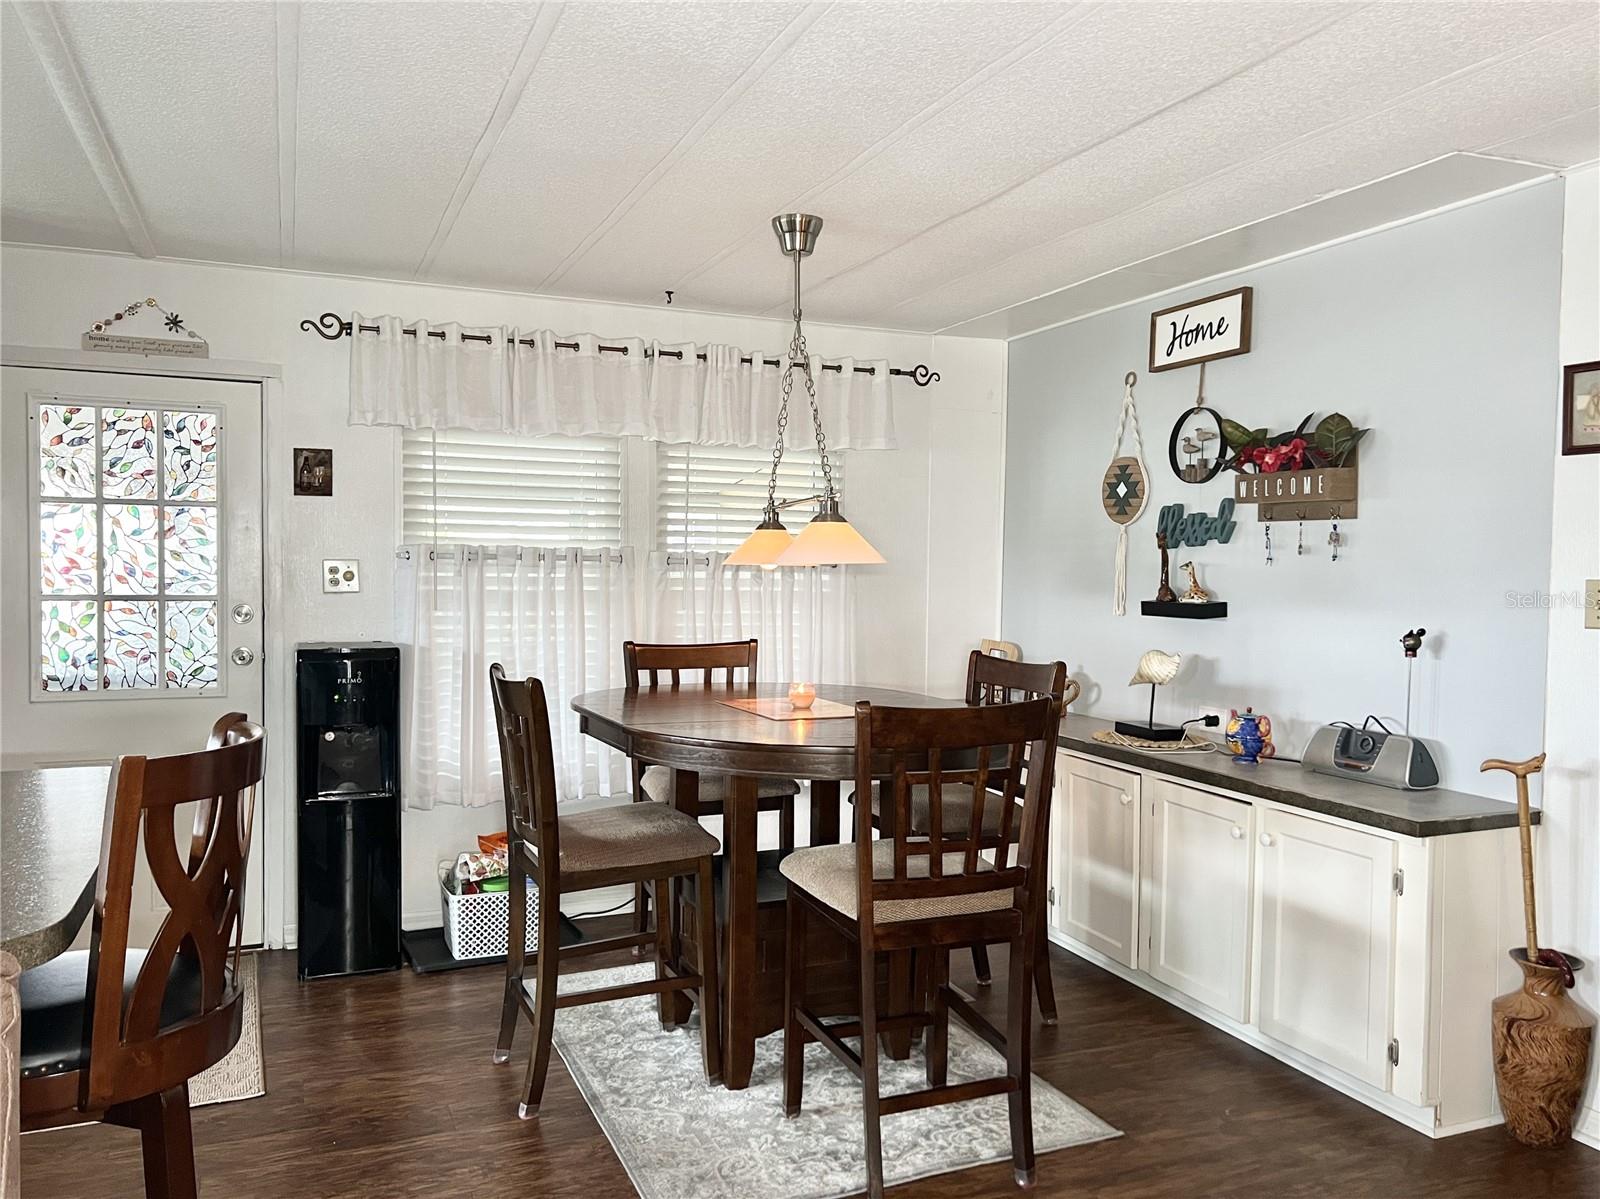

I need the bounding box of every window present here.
[654,442,841,554]
[35,400,221,693]
[402,428,623,545]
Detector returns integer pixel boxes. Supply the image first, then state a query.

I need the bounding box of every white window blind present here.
[402,428,623,545]
[655,443,841,553]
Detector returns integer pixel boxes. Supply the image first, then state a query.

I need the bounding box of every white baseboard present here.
[1576,1103,1600,1152]
[1046,928,1445,1138]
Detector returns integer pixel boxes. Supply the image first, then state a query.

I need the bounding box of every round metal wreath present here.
[1168,405,1226,485]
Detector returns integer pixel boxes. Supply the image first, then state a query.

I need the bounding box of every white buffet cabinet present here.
[1048,748,1527,1137]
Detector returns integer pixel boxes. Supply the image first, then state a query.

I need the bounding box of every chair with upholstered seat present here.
[623,640,802,936]
[854,649,1077,1019]
[489,664,722,1113]
[20,713,265,1199]
[781,697,1063,1198]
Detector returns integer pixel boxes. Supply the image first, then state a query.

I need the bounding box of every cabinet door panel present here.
[1256,807,1396,1089]
[1056,755,1140,967]
[1144,780,1253,1021]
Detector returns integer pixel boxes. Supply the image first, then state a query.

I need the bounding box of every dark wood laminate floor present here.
[22,927,1598,1198]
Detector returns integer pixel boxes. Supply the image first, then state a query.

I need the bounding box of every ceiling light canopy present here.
[727,214,885,568]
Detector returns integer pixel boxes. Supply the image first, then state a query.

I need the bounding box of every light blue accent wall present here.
[1002,181,1564,794]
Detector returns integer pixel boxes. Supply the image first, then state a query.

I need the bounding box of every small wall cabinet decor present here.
[1149,286,1252,372]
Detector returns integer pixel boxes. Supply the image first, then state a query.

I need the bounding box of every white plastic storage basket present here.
[440,875,539,961]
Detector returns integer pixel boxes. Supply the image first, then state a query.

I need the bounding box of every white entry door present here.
[0,366,265,946]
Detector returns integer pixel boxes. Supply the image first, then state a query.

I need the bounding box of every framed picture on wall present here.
[294,447,334,495]
[1563,360,1600,456]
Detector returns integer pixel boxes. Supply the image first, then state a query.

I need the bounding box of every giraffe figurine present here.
[1178,561,1211,603]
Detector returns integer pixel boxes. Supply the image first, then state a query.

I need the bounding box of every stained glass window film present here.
[34,398,223,694]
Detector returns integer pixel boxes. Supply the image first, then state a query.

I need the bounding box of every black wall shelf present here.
[1141,600,1228,619]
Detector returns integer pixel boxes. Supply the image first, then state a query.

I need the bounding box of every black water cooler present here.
[296,644,401,980]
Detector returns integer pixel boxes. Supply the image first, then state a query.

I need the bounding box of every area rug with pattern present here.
[545,964,1119,1199]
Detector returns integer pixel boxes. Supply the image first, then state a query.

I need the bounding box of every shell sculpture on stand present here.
[1128,650,1182,687]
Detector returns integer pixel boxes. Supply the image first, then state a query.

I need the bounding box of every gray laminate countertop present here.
[1,766,109,969]
[1059,714,1532,838]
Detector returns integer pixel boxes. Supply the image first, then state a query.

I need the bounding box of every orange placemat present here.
[717,696,856,721]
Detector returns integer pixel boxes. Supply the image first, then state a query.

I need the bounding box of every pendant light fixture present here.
[725,214,885,568]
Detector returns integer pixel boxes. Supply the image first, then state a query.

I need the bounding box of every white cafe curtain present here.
[348,313,897,450]
[648,552,855,687]
[397,545,636,811]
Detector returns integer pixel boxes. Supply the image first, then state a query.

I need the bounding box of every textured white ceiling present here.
[2,0,1596,333]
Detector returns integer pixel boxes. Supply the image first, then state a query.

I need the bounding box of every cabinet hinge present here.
[1392,868,1405,896]
[1387,1039,1400,1067]
[1047,885,1056,906]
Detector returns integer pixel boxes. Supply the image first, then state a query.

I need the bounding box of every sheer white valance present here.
[348,312,897,450]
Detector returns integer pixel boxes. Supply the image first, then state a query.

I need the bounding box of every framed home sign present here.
[1149,286,1252,372]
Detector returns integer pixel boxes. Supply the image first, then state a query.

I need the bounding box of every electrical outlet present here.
[323,559,360,593]
[1587,580,1600,631]
[1197,705,1229,733]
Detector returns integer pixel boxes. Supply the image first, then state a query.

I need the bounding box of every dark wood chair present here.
[856,650,1078,1020]
[781,697,1063,1198]
[622,639,802,936]
[489,664,722,1113]
[20,714,266,1199]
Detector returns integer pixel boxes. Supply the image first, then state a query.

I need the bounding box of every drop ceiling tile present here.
[802,2,1596,326]
[0,4,130,251]
[293,1,544,277]
[51,1,280,262]
[684,0,1353,315]
[426,2,808,295]
[889,23,1597,331]
[548,1,1070,310]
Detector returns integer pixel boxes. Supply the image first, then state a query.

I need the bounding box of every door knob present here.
[1259,832,1274,848]
[230,646,256,666]
[1119,793,1133,806]
[231,602,255,624]
[1230,826,1245,840]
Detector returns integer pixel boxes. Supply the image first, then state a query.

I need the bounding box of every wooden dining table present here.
[572,682,963,1090]
[1,767,110,971]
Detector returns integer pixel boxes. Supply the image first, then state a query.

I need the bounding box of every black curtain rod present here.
[299,311,939,386]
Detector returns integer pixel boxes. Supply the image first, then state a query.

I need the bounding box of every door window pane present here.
[101,408,159,499]
[38,404,96,498]
[39,503,97,594]
[164,506,218,595]
[103,503,160,594]
[103,600,160,690]
[40,600,98,691]
[163,411,217,501]
[165,602,219,689]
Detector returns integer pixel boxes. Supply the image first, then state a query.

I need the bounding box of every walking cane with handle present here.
[1480,753,1546,964]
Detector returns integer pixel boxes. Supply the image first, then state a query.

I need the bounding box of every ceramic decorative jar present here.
[1492,949,1595,1146]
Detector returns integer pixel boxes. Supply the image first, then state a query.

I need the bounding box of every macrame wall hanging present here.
[1101,370,1149,615]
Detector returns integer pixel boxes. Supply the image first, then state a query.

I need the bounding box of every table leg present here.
[809,779,841,846]
[722,773,759,1090]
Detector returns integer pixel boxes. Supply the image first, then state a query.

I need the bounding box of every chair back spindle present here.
[853,698,1060,927]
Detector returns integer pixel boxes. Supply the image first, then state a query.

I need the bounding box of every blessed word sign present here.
[1157,498,1237,548]
[1149,286,1252,373]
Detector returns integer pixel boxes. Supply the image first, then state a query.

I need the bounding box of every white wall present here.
[0,245,1005,939]
[1000,182,1563,796]
[1546,163,1600,1148]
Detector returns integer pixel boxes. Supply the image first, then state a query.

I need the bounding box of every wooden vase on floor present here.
[1491,949,1594,1147]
